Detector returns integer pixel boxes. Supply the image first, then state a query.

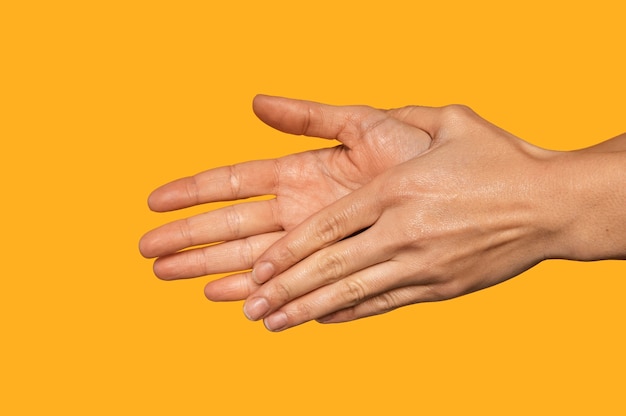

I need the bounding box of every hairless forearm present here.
[580,132,626,153]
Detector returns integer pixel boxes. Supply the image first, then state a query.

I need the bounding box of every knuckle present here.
[300,105,314,135]
[269,279,293,304]
[180,218,194,246]
[292,301,315,322]
[244,272,260,295]
[199,248,215,276]
[373,292,400,314]
[442,103,473,116]
[185,176,200,205]
[316,251,349,283]
[379,172,407,203]
[340,278,369,305]
[439,104,475,125]
[377,169,422,209]
[228,164,242,199]
[313,203,361,245]
[224,205,242,238]
[241,237,255,268]
[428,280,465,301]
[315,214,345,244]
[273,240,302,265]
[335,307,358,322]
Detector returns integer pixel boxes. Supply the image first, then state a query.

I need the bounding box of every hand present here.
[139,95,432,300]
[243,104,579,331]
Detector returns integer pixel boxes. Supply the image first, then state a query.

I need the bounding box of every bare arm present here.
[243,106,626,331]
[580,132,626,152]
[140,97,625,332]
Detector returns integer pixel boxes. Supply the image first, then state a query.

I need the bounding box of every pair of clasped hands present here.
[140,95,625,331]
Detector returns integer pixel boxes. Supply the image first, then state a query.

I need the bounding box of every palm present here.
[140,96,431,289]
[274,141,416,230]
[273,149,361,231]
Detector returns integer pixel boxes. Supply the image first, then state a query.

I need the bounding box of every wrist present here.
[544,149,626,261]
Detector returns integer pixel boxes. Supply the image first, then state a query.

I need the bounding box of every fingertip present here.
[252,94,263,111]
[152,257,177,281]
[146,190,158,211]
[204,279,235,301]
[252,94,285,128]
[253,93,272,103]
[146,177,196,212]
[205,272,256,302]
[251,262,275,284]
[138,227,170,259]
[203,281,220,301]
[263,311,288,332]
[252,94,277,117]
[146,187,171,212]
[138,233,154,259]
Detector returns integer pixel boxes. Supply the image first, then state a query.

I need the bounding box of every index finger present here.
[251,182,383,284]
[148,159,279,212]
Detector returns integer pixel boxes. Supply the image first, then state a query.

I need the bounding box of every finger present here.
[204,271,260,302]
[317,285,436,324]
[253,94,387,148]
[243,224,393,321]
[387,104,480,141]
[386,105,444,138]
[251,182,383,285]
[148,159,279,212]
[139,199,280,258]
[260,260,411,332]
[152,232,284,280]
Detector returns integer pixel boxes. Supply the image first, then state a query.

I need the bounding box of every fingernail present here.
[252,262,275,284]
[264,312,288,332]
[316,314,334,323]
[243,297,270,321]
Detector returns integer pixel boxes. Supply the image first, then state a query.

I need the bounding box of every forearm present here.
[549,147,626,261]
[579,132,626,153]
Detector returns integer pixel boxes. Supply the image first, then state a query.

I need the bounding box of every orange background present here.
[1,1,624,414]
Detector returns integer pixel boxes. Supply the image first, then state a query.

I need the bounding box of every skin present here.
[140,95,432,288]
[140,95,626,332]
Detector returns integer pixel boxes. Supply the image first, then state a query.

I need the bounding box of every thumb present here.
[252,94,386,147]
[387,104,480,140]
